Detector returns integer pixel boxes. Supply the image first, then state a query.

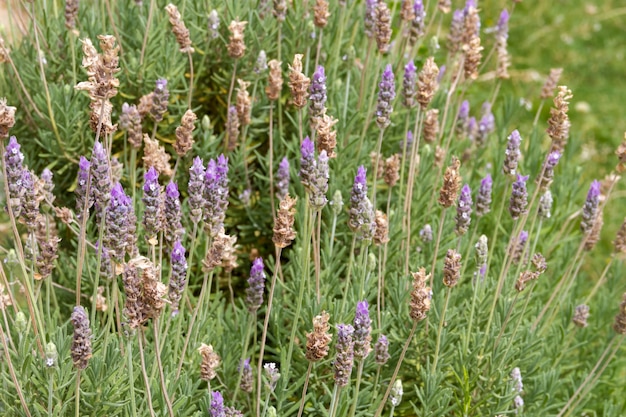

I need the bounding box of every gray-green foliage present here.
[0,0,625,416]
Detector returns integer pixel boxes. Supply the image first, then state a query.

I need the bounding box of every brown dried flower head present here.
[137,93,154,119]
[370,152,384,179]
[65,0,79,31]
[0,284,12,311]
[612,293,626,335]
[198,343,221,381]
[531,253,547,274]
[0,98,16,138]
[546,86,573,153]
[220,233,239,273]
[417,57,439,109]
[584,212,603,252]
[613,217,626,255]
[228,20,248,59]
[273,0,287,22]
[91,286,108,312]
[410,268,432,321]
[572,304,590,328]
[373,210,390,246]
[288,54,310,108]
[434,145,446,167]
[438,157,462,208]
[54,206,74,225]
[129,256,167,321]
[383,154,400,187]
[143,134,173,177]
[306,311,332,361]
[316,113,338,158]
[515,270,539,292]
[616,132,626,173]
[35,235,60,280]
[400,0,416,21]
[203,230,238,272]
[165,3,194,54]
[236,79,252,126]
[443,249,462,287]
[313,0,330,28]
[438,0,452,13]
[174,110,197,156]
[463,35,483,80]
[423,108,440,144]
[0,36,9,63]
[540,68,563,100]
[273,194,297,248]
[375,2,392,54]
[266,59,283,101]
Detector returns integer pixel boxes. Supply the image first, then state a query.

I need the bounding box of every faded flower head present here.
[0,98,16,138]
[228,20,248,59]
[199,343,221,381]
[71,306,92,370]
[353,301,372,359]
[572,304,590,328]
[438,157,462,208]
[246,257,266,313]
[509,174,529,219]
[376,64,396,129]
[581,180,601,235]
[273,195,297,248]
[374,334,390,365]
[410,268,432,321]
[334,324,355,387]
[306,311,332,362]
[165,3,194,53]
[348,166,376,241]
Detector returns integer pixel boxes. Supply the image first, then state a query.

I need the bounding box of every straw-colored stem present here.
[315,210,322,304]
[139,0,156,68]
[233,315,255,402]
[374,321,418,417]
[269,104,276,221]
[358,39,374,110]
[0,322,31,417]
[431,287,451,373]
[151,321,174,417]
[127,339,138,417]
[296,362,314,417]
[340,236,358,315]
[187,51,194,109]
[328,385,342,417]
[347,360,365,417]
[75,369,81,417]
[403,108,424,275]
[256,247,283,417]
[137,332,156,417]
[314,28,324,69]
[371,128,385,209]
[429,208,448,285]
[584,257,614,304]
[227,61,238,112]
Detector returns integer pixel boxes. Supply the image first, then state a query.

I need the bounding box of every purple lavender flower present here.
[142,166,163,242]
[467,117,478,142]
[503,129,522,176]
[169,240,187,316]
[90,140,111,224]
[151,78,169,122]
[455,184,472,235]
[538,151,561,190]
[475,174,492,217]
[165,182,184,246]
[188,156,206,224]
[364,0,379,38]
[276,157,290,201]
[210,391,226,417]
[41,168,54,203]
[455,100,470,136]
[512,230,529,264]
[104,183,132,262]
[203,155,229,236]
[254,50,268,74]
[5,136,25,216]
[538,190,553,220]
[353,300,372,359]
[448,9,464,53]
[496,9,509,44]
[70,306,92,370]
[401,60,417,108]
[420,224,433,243]
[309,150,329,211]
[400,130,413,157]
[309,66,327,121]
[476,102,495,146]
[20,170,39,232]
[437,65,447,83]
[410,0,426,41]
[208,10,220,39]
[376,64,396,129]
[245,257,265,313]
[509,174,529,219]
[348,166,376,241]
[239,358,253,393]
[374,334,390,365]
[581,180,601,234]
[299,136,316,190]
[334,324,355,387]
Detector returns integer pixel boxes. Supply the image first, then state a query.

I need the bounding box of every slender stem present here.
[371,129,385,209]
[347,360,365,417]
[269,104,276,221]
[227,61,238,115]
[314,29,324,69]
[358,39,374,110]
[152,321,175,417]
[187,51,194,109]
[403,108,424,275]
[328,385,341,417]
[429,209,448,286]
[315,210,322,304]
[532,100,545,128]
[139,0,156,68]
[127,339,138,417]
[48,372,53,416]
[233,315,254,402]
[256,248,283,417]
[75,369,81,417]
[584,257,614,304]
[431,287,451,373]
[340,236,357,315]
[374,321,418,417]
[0,322,32,417]
[137,332,156,417]
[296,362,313,417]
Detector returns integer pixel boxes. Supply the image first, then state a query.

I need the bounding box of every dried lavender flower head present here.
[151,78,169,122]
[572,304,590,328]
[306,311,332,362]
[509,174,529,219]
[0,98,16,138]
[309,65,327,123]
[299,136,316,190]
[502,129,522,176]
[165,3,194,54]
[334,324,355,387]
[71,306,92,370]
[374,334,390,365]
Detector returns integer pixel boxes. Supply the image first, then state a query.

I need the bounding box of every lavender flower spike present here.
[348,166,376,241]
[475,174,492,217]
[374,334,390,365]
[203,155,230,236]
[245,257,266,313]
[299,136,316,190]
[142,166,163,242]
[476,102,495,147]
[4,137,24,216]
[165,182,184,246]
[376,64,395,129]
[104,182,133,262]
[364,0,378,38]
[401,60,417,108]
[456,100,470,136]
[169,240,187,316]
[309,65,327,122]
[70,306,92,370]
[19,170,39,231]
[503,129,522,175]
[210,391,226,417]
[581,180,601,234]
[353,300,372,359]
[151,78,169,122]
[276,157,290,201]
[455,184,472,235]
[537,151,561,191]
[309,150,329,211]
[333,324,355,387]
[496,9,509,44]
[90,140,111,223]
[509,174,529,219]
[409,0,426,43]
[188,156,206,224]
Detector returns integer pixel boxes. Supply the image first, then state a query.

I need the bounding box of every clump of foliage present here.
[1,1,626,416]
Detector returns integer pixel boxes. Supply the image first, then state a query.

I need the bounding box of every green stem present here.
[75,370,81,417]
[431,287,451,373]
[127,339,138,417]
[138,332,156,417]
[296,363,313,417]
[233,315,254,402]
[347,360,365,417]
